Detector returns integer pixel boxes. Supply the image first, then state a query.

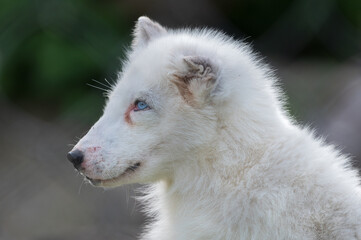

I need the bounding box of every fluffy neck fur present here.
[140,99,293,239]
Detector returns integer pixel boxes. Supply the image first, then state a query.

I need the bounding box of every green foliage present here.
[0,0,360,122]
[0,0,129,122]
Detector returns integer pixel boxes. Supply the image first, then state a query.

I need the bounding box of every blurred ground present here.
[0,60,360,240]
[0,101,145,240]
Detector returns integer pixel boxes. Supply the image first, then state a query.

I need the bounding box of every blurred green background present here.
[0,0,360,239]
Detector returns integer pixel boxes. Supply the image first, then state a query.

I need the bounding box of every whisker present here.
[78,179,85,195]
[92,79,111,89]
[125,185,130,207]
[104,78,115,88]
[86,83,109,92]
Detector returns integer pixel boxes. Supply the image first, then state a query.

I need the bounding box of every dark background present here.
[1,0,360,239]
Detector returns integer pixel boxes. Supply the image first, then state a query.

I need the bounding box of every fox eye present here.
[134,100,150,111]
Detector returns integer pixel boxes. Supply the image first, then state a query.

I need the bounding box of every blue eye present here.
[135,101,149,111]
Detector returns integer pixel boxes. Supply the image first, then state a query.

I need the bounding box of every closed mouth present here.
[85,162,141,186]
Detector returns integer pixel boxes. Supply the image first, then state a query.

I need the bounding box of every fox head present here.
[68,17,284,187]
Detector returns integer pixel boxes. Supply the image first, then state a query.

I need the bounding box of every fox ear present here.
[132,16,167,49]
[171,56,219,107]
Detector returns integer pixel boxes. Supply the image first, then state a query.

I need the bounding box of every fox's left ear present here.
[132,16,167,49]
[171,56,221,107]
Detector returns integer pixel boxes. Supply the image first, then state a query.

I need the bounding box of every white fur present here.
[71,17,361,239]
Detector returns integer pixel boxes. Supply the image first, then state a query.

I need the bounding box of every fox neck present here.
[166,115,282,194]
[141,108,291,235]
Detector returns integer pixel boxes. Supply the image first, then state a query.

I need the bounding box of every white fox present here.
[68,17,361,239]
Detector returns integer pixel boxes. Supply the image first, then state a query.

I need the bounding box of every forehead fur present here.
[121,29,247,88]
[109,25,282,120]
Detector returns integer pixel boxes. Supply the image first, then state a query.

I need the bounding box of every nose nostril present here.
[67,149,84,169]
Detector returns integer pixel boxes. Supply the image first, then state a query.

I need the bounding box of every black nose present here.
[67,149,84,169]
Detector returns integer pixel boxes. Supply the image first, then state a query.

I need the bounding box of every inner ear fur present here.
[171,56,218,107]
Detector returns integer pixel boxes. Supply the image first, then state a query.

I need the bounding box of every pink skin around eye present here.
[125,104,136,125]
[125,102,149,125]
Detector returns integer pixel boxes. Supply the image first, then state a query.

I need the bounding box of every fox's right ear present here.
[132,16,167,50]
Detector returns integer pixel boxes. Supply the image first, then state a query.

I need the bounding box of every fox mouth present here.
[85,162,141,186]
